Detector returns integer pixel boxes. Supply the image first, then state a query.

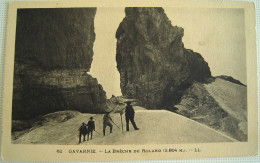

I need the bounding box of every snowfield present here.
[13,109,235,145]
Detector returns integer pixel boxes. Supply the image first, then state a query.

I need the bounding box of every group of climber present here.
[78,116,95,143]
[78,101,139,143]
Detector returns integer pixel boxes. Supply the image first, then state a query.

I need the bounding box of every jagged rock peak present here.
[116,7,211,109]
[116,7,184,49]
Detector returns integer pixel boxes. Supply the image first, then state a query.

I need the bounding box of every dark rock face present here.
[116,8,211,108]
[15,8,96,70]
[13,8,107,120]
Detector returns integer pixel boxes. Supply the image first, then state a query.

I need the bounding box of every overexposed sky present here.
[90,8,124,98]
[165,8,246,84]
[89,7,246,98]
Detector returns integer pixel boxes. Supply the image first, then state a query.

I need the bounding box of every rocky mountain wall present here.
[116,7,211,109]
[15,8,96,70]
[13,8,107,120]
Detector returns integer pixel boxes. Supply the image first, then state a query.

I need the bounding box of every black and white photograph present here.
[1,0,258,161]
[11,6,248,144]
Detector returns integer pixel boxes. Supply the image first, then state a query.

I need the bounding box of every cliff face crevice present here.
[116,7,211,109]
[13,8,107,120]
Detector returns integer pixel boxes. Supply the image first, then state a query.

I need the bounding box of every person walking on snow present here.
[87,116,95,140]
[103,112,114,136]
[124,101,139,131]
[78,123,88,143]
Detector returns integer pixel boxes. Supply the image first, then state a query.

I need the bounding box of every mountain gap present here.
[12,7,248,143]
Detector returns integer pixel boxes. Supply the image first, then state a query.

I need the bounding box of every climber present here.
[103,112,114,136]
[78,123,88,143]
[87,116,95,140]
[123,101,139,131]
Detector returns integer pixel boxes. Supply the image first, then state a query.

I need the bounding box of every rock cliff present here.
[15,8,96,70]
[116,7,211,109]
[13,8,107,120]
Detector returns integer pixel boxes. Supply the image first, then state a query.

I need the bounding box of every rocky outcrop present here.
[116,8,211,109]
[175,78,247,141]
[13,8,107,120]
[216,75,246,86]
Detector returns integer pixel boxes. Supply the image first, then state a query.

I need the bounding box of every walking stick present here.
[94,130,101,135]
[120,114,123,132]
[112,121,120,129]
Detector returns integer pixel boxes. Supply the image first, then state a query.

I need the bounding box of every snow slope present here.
[175,78,247,141]
[13,109,235,145]
[204,78,247,135]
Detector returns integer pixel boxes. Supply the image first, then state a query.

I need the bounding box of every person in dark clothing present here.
[87,116,95,140]
[125,101,139,131]
[78,123,88,143]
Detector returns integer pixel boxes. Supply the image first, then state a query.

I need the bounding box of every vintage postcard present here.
[1,0,258,161]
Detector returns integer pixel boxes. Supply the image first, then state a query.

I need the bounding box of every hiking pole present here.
[112,121,120,129]
[120,114,123,133]
[120,108,125,133]
[94,130,101,135]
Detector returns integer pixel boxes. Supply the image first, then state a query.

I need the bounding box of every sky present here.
[89,7,246,98]
[89,8,124,98]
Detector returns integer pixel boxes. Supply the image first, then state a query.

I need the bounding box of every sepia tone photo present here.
[1,0,257,161]
[11,7,247,145]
